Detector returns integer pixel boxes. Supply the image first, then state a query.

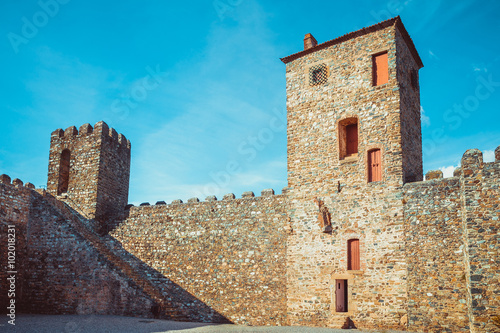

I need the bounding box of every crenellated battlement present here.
[403,146,500,189]
[47,121,131,225]
[0,174,37,189]
[128,188,288,210]
[51,121,131,150]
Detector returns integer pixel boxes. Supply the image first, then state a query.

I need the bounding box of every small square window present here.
[309,64,327,85]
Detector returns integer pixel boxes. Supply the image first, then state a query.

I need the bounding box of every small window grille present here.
[309,64,327,85]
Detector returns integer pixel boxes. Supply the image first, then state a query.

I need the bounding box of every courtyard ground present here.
[1,314,412,333]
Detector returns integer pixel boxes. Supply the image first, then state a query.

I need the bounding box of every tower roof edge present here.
[280,16,423,68]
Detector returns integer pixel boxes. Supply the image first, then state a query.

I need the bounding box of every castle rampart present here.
[110,189,289,325]
[403,147,500,333]
[1,17,498,333]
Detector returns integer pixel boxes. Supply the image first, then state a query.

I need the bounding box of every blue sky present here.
[1,0,499,205]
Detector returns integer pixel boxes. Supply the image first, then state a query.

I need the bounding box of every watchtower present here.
[47,121,131,225]
[281,17,423,329]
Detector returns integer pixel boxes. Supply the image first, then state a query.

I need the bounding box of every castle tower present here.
[281,17,423,329]
[47,121,131,226]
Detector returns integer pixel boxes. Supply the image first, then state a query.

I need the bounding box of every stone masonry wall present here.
[460,149,500,333]
[395,27,423,183]
[284,23,414,329]
[0,179,155,320]
[95,122,131,227]
[47,121,130,225]
[0,177,31,316]
[404,176,469,332]
[110,190,288,326]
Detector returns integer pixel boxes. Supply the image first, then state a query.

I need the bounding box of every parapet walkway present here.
[2,315,412,333]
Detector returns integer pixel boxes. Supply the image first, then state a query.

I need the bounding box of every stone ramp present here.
[42,193,191,321]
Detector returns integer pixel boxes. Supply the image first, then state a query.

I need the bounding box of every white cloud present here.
[439,165,459,178]
[483,150,495,162]
[420,106,430,127]
[128,3,287,203]
[435,150,495,180]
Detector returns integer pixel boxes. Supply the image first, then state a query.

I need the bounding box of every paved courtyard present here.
[1,315,411,333]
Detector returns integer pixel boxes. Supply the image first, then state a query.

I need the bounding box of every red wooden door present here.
[373,52,388,86]
[368,149,381,182]
[346,124,358,156]
[348,239,360,270]
[335,279,348,312]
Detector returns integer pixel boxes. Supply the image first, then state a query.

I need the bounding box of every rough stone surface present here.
[110,194,288,325]
[425,170,443,180]
[46,121,130,230]
[1,17,498,333]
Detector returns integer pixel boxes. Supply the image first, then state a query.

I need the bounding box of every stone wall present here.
[283,21,418,330]
[0,179,155,319]
[0,176,31,315]
[404,176,469,332]
[47,121,130,225]
[110,190,288,326]
[403,147,500,333]
[460,149,500,333]
[395,26,423,183]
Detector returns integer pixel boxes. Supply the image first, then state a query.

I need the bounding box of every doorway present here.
[335,279,348,312]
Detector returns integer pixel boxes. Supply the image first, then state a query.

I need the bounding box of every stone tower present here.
[47,121,131,226]
[281,17,423,329]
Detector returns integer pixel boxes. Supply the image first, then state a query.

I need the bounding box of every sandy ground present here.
[0,314,411,333]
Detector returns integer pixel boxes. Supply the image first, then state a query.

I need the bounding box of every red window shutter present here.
[348,239,360,270]
[373,52,388,86]
[368,149,382,182]
[346,124,358,155]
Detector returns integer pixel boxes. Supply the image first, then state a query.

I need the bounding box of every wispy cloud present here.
[129,2,286,203]
[421,106,430,127]
[433,149,496,180]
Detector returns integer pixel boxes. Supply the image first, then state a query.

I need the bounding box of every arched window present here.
[347,239,360,270]
[338,118,358,159]
[368,149,382,182]
[57,149,71,195]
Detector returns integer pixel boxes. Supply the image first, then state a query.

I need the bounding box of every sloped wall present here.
[0,180,155,319]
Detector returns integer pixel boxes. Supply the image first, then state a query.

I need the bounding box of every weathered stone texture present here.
[110,193,288,325]
[47,121,130,229]
[404,177,469,332]
[284,22,419,330]
[460,150,500,333]
[0,181,155,317]
[1,17,498,333]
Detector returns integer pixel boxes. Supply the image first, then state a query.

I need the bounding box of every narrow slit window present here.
[368,149,382,182]
[372,52,389,86]
[57,149,71,195]
[348,239,360,270]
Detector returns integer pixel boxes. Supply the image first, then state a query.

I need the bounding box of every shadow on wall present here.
[7,188,231,324]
